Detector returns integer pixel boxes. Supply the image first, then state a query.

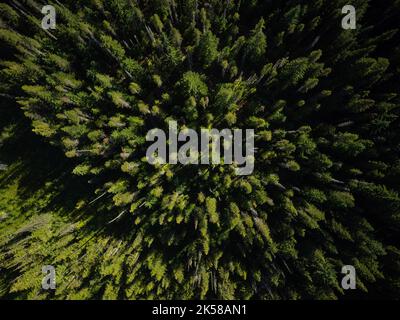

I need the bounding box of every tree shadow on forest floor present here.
[0,128,91,212]
[0,122,136,241]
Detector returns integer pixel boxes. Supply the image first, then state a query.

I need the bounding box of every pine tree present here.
[0,0,399,300]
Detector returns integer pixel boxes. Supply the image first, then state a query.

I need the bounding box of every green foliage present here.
[0,0,399,301]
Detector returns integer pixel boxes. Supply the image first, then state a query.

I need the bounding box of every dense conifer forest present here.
[0,0,399,299]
